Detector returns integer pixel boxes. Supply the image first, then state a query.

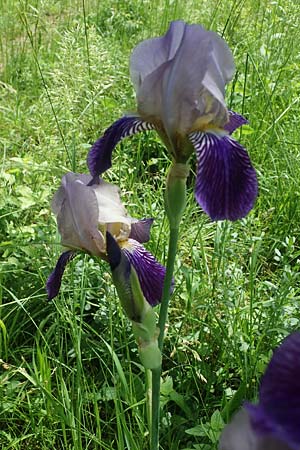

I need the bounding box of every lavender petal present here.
[224,110,249,134]
[87,116,155,177]
[122,239,170,306]
[219,409,257,450]
[129,218,154,243]
[190,131,257,221]
[219,408,293,450]
[46,251,76,300]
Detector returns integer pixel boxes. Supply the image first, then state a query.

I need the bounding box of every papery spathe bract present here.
[47,173,167,307]
[87,20,258,221]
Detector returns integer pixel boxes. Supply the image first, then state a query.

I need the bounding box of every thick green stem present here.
[150,226,180,450]
[158,227,180,350]
[150,162,188,450]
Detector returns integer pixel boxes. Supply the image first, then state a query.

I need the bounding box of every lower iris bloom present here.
[219,332,300,450]
[87,20,258,221]
[46,172,166,307]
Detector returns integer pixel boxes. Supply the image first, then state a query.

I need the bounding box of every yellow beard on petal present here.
[190,114,228,135]
[118,239,133,251]
[189,90,230,134]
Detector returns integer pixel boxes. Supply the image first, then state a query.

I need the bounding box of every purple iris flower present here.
[46,172,166,307]
[219,332,300,450]
[87,20,258,221]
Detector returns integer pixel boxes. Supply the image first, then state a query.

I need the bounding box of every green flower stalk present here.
[165,163,190,229]
[151,162,189,450]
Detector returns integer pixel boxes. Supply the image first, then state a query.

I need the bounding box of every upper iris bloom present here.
[87,20,258,221]
[219,332,300,450]
[46,172,166,308]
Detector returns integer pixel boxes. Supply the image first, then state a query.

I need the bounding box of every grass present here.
[1,0,300,448]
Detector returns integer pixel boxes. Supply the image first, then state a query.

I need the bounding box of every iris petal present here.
[190,131,257,221]
[224,110,249,134]
[130,20,186,91]
[219,409,257,450]
[54,174,106,255]
[219,408,292,450]
[130,21,235,137]
[246,333,300,450]
[129,218,154,243]
[122,239,168,307]
[87,116,155,177]
[46,251,76,300]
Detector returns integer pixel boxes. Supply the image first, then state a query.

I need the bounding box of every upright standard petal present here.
[87,116,155,177]
[52,173,134,257]
[206,30,235,84]
[92,178,131,228]
[54,174,105,255]
[190,131,257,221]
[130,21,235,141]
[130,20,186,91]
[246,333,300,449]
[46,251,76,300]
[122,239,168,307]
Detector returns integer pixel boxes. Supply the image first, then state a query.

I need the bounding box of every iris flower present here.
[87,20,258,221]
[46,172,166,309]
[219,332,300,450]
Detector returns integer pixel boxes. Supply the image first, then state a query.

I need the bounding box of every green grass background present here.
[1,0,300,448]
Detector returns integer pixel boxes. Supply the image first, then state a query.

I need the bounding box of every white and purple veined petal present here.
[87,116,155,177]
[122,239,170,307]
[189,131,257,221]
[46,251,76,300]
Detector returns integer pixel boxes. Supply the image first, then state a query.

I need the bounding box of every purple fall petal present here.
[190,131,257,221]
[122,239,169,307]
[87,116,155,177]
[46,251,76,300]
[224,110,249,134]
[106,231,122,271]
[106,232,143,322]
[129,218,154,243]
[246,333,300,450]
